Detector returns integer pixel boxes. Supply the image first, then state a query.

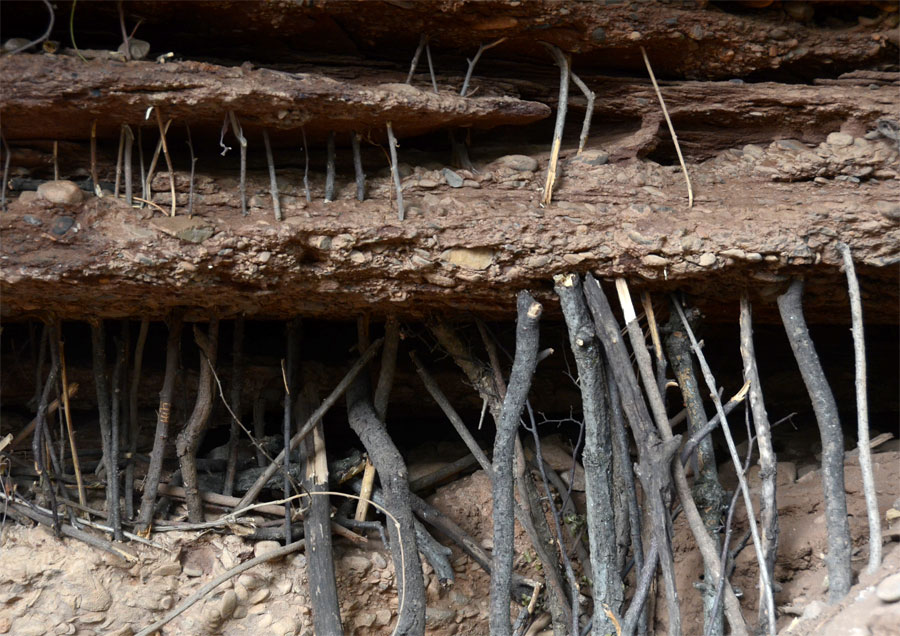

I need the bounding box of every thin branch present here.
[153,108,177,217]
[640,46,693,208]
[461,38,506,97]
[352,132,365,201]
[569,72,595,155]
[672,296,775,629]
[229,111,248,216]
[406,35,427,84]
[122,125,134,207]
[386,122,404,221]
[5,0,54,55]
[837,243,881,574]
[324,130,336,203]
[185,122,196,216]
[541,43,569,207]
[262,129,282,220]
[301,126,311,203]
[90,120,99,197]
[117,0,131,61]
[425,42,439,93]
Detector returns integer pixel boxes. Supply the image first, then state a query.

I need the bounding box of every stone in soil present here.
[37,180,84,205]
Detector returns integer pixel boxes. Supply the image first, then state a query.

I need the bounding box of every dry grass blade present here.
[640,46,693,209]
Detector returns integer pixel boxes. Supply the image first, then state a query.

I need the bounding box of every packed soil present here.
[1,437,898,636]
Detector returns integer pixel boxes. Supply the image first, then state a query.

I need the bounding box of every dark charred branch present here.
[777,278,852,602]
[346,376,425,636]
[31,358,61,533]
[490,291,542,636]
[554,273,622,633]
[109,335,125,540]
[299,382,343,636]
[176,318,220,523]
[125,317,149,520]
[283,319,301,543]
[90,320,117,522]
[352,132,365,201]
[135,310,183,534]
[223,315,245,496]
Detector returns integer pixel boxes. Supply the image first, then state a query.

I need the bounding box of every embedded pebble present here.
[826,132,854,148]
[219,589,238,618]
[23,214,42,226]
[153,562,181,577]
[371,552,388,569]
[342,555,372,573]
[254,540,281,559]
[492,154,539,172]
[37,180,84,205]
[249,587,271,604]
[641,254,669,267]
[117,38,151,60]
[441,168,464,188]
[801,599,826,620]
[698,253,717,267]
[183,565,203,577]
[876,572,900,603]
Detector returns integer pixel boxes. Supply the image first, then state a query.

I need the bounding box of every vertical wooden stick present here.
[541,44,569,207]
[405,34,427,84]
[355,459,376,522]
[351,132,365,201]
[324,131,336,203]
[153,108,176,217]
[114,126,125,198]
[122,125,134,207]
[90,120,99,196]
[301,126,311,203]
[386,122,404,221]
[425,42,438,93]
[57,326,86,507]
[837,242,881,574]
[228,111,248,216]
[125,316,148,520]
[185,122,196,217]
[262,129,282,221]
[53,140,59,181]
[570,72,595,155]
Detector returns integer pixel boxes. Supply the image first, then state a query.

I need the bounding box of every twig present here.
[134,540,306,636]
[386,122,404,221]
[569,72,595,155]
[125,317,148,520]
[90,321,116,521]
[68,0,87,62]
[4,497,138,562]
[122,125,134,207]
[5,0,54,55]
[352,132,365,201]
[117,0,131,61]
[282,320,300,544]
[114,126,125,198]
[185,122,196,216]
[461,38,507,97]
[135,311,183,534]
[262,129,282,220]
[541,43,569,207]
[152,108,177,217]
[176,319,219,523]
[54,325,85,507]
[301,126,311,203]
[672,296,775,630]
[228,111,248,216]
[90,120,99,197]
[739,293,779,631]
[143,117,172,210]
[109,336,125,540]
[235,339,384,509]
[836,242,881,574]
[53,140,59,181]
[137,127,147,206]
[223,316,245,497]
[373,315,400,421]
[1,135,10,213]
[425,41,439,93]
[11,383,78,450]
[32,359,61,533]
[131,197,167,215]
[324,131,336,203]
[406,35,427,84]
[640,46,693,208]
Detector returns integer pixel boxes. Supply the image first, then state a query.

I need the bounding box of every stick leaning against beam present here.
[234,339,384,510]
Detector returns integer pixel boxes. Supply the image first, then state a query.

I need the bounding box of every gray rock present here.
[51,216,76,236]
[23,215,42,226]
[493,154,539,172]
[801,600,826,620]
[441,168,464,188]
[876,572,900,603]
[38,180,84,205]
[118,38,151,60]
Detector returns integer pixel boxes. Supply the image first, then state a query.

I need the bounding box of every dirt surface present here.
[1,440,897,636]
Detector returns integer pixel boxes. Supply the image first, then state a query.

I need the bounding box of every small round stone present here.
[876,572,900,603]
[38,180,84,205]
